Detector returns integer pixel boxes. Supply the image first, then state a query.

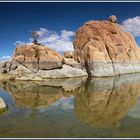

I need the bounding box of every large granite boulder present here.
[73,15,140,76]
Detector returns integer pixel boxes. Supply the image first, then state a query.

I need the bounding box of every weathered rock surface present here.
[74,15,140,76]
[9,64,87,80]
[0,61,11,74]
[12,44,63,71]
[63,57,79,67]
[64,51,74,58]
[0,98,6,112]
[38,64,87,79]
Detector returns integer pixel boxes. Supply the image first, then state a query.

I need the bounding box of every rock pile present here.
[0,44,87,80]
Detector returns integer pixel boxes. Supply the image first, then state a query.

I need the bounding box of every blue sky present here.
[1,2,140,59]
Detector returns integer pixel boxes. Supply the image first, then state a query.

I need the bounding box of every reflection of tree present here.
[74,75,140,128]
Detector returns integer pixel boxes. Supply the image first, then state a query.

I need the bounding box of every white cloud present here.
[41,33,60,43]
[36,28,48,38]
[29,28,74,52]
[14,41,25,46]
[122,16,140,37]
[47,38,74,52]
[61,30,74,41]
[15,28,74,52]
[0,56,11,61]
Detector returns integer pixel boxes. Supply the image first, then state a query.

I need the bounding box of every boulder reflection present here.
[0,78,86,108]
[0,74,140,128]
[75,74,140,128]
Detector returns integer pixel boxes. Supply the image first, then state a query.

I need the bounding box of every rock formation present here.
[12,44,63,71]
[0,43,87,80]
[73,15,140,76]
[63,51,81,67]
[0,98,6,112]
[1,15,140,79]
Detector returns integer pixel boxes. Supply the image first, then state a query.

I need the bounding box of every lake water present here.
[0,74,140,138]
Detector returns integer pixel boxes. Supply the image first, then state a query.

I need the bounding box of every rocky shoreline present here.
[1,15,140,80]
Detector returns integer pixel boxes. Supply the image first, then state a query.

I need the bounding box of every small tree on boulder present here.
[32,31,40,45]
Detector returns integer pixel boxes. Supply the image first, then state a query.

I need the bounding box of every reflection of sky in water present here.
[128,97,140,119]
[37,96,74,113]
[49,96,74,111]
[0,89,15,108]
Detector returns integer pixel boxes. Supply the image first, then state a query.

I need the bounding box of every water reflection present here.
[75,74,140,128]
[0,74,140,129]
[0,78,86,108]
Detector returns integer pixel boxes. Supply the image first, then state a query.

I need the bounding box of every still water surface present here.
[0,74,140,138]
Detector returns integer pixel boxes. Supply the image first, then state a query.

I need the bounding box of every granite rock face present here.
[9,64,87,80]
[74,15,140,76]
[12,44,63,71]
[64,51,74,58]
